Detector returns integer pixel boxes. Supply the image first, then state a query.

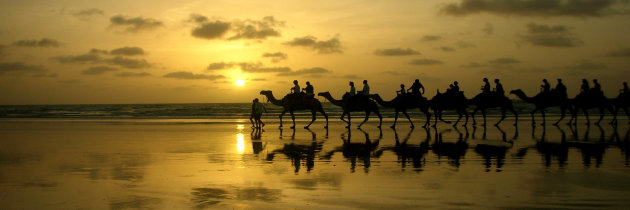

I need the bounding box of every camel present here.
[509,89,571,125]
[568,91,615,125]
[260,90,328,129]
[611,92,630,124]
[429,91,468,126]
[468,93,518,126]
[318,92,382,128]
[371,93,431,128]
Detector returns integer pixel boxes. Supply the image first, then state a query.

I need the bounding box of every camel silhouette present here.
[317,92,382,128]
[611,91,630,124]
[370,93,431,128]
[260,90,328,129]
[509,89,571,125]
[468,93,518,126]
[568,91,615,125]
[429,91,468,127]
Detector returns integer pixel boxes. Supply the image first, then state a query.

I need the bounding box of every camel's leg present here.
[624,107,630,124]
[530,108,538,125]
[496,108,506,126]
[341,112,348,123]
[375,109,383,128]
[305,109,316,129]
[540,109,546,125]
[402,110,414,128]
[454,111,462,127]
[472,108,478,125]
[463,109,469,126]
[421,108,430,128]
[596,107,605,125]
[481,108,487,126]
[510,107,518,126]
[432,110,438,127]
[346,112,352,128]
[391,110,399,128]
[358,111,370,128]
[583,108,590,125]
[555,106,565,126]
[279,110,287,128]
[320,106,328,128]
[290,111,296,129]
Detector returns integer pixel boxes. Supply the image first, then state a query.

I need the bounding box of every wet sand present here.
[1,117,630,209]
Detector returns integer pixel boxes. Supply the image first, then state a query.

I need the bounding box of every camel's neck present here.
[262,93,283,106]
[513,91,534,103]
[321,94,344,107]
[373,94,393,107]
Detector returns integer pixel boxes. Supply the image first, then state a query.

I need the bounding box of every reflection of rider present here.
[541,79,550,93]
[580,79,589,93]
[481,78,491,94]
[555,78,567,98]
[408,79,425,95]
[494,79,504,95]
[303,81,314,97]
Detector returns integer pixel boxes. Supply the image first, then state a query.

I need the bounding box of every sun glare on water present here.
[235,79,245,87]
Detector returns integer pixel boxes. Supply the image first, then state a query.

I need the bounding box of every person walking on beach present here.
[408,79,425,95]
[252,98,267,128]
[358,80,370,95]
[303,81,314,97]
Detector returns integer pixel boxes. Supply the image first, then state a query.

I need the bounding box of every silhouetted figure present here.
[291,80,300,94]
[580,79,590,93]
[318,91,383,128]
[260,90,329,129]
[408,79,425,95]
[541,79,550,93]
[358,80,370,95]
[250,99,256,128]
[611,82,630,124]
[555,78,567,98]
[397,84,406,95]
[348,81,356,96]
[592,79,602,93]
[446,84,455,94]
[252,98,267,128]
[452,81,460,93]
[303,81,314,97]
[481,78,491,94]
[494,79,504,95]
[622,82,629,94]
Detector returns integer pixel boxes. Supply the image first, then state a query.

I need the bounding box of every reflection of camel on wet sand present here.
[429,90,468,127]
[432,126,469,168]
[322,128,382,173]
[568,124,608,167]
[318,92,382,128]
[371,93,431,128]
[260,90,328,129]
[472,125,513,172]
[510,89,572,125]
[266,129,325,173]
[377,128,431,169]
[468,93,518,126]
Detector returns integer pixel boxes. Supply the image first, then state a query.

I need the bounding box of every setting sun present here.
[235,79,245,87]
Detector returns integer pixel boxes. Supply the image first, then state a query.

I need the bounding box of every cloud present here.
[189,15,283,41]
[163,71,225,80]
[489,57,521,64]
[410,59,443,65]
[519,23,583,47]
[250,78,267,81]
[440,0,620,17]
[437,46,455,52]
[605,47,630,57]
[12,38,61,47]
[262,52,288,63]
[73,8,104,20]
[374,48,420,56]
[285,35,343,54]
[90,48,109,54]
[191,20,231,39]
[206,62,234,71]
[457,41,477,48]
[461,62,486,68]
[0,62,44,75]
[565,60,606,71]
[421,35,441,41]
[115,72,151,77]
[110,46,145,56]
[109,15,163,33]
[277,67,331,76]
[239,62,291,73]
[343,74,359,79]
[58,79,82,84]
[0,45,5,58]
[228,16,284,40]
[104,56,150,69]
[82,66,118,75]
[54,53,102,64]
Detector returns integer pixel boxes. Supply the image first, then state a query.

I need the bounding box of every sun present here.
[235,79,245,87]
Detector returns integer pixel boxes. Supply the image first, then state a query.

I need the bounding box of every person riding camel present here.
[621,82,629,94]
[348,81,356,96]
[303,81,314,97]
[397,84,406,95]
[452,81,460,93]
[541,79,550,93]
[592,79,603,97]
[494,79,504,96]
[481,78,491,94]
[580,79,589,93]
[555,78,567,98]
[358,80,370,96]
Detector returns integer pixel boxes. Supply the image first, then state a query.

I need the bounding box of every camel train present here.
[259,79,629,129]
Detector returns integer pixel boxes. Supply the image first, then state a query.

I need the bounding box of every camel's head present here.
[509,89,523,95]
[259,90,272,95]
[317,92,330,97]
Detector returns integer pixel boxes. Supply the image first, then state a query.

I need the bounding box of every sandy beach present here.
[1,117,629,209]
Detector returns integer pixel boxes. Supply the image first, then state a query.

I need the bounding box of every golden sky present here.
[0,0,629,104]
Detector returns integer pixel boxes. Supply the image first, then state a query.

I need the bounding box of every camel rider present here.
[621,82,629,94]
[348,81,356,96]
[408,79,425,95]
[541,79,550,93]
[291,80,301,94]
[494,79,504,96]
[397,84,406,95]
[580,79,589,93]
[555,78,567,98]
[481,78,491,94]
[303,81,314,97]
[358,80,370,95]
[592,79,602,94]
[452,81,460,93]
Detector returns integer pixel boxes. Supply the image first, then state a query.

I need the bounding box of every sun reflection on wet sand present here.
[236,133,245,154]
